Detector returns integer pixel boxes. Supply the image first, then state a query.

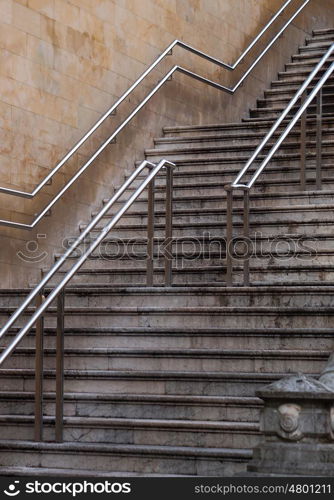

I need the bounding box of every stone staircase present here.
[0,28,333,476]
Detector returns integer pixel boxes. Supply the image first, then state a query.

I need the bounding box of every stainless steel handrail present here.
[0,157,175,441]
[232,43,334,188]
[0,0,311,228]
[0,157,175,365]
[225,43,334,286]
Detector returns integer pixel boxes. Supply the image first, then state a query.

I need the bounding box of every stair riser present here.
[0,449,249,475]
[56,252,332,272]
[3,332,332,351]
[0,423,259,449]
[0,399,261,421]
[162,117,333,136]
[43,266,334,285]
[82,219,334,239]
[306,36,334,44]
[106,178,334,199]
[1,311,334,329]
[258,95,334,108]
[107,191,334,211]
[153,130,334,150]
[94,208,334,228]
[145,143,334,161]
[23,289,334,308]
[278,71,334,82]
[250,106,334,119]
[0,375,279,396]
[121,167,334,190]
[265,87,334,99]
[284,59,334,72]
[73,233,334,255]
[1,354,326,373]
[293,51,332,61]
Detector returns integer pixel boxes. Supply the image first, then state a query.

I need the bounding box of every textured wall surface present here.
[0,0,332,286]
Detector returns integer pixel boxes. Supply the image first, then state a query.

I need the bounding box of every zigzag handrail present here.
[0,0,311,229]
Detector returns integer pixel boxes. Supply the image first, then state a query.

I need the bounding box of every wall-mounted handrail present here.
[225,43,334,286]
[0,0,311,229]
[0,157,175,441]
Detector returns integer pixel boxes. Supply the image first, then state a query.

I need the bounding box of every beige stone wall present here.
[0,0,332,287]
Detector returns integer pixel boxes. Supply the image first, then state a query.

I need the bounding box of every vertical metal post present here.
[300,91,307,191]
[35,290,45,442]
[243,189,250,287]
[164,166,173,287]
[55,289,65,443]
[146,178,155,286]
[316,88,323,190]
[225,185,233,287]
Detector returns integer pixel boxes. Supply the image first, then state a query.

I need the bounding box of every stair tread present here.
[0,466,191,477]
[0,391,262,403]
[7,347,328,357]
[0,439,253,458]
[0,414,259,429]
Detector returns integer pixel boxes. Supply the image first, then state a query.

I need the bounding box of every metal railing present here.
[0,158,175,441]
[0,0,311,229]
[224,43,334,286]
[0,0,315,444]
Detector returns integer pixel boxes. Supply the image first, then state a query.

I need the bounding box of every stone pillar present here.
[248,368,334,476]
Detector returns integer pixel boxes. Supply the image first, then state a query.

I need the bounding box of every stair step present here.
[0,391,262,421]
[0,414,260,448]
[2,304,334,329]
[312,28,334,36]
[0,369,287,395]
[162,115,333,136]
[3,326,334,350]
[144,139,334,160]
[2,346,328,373]
[0,440,252,475]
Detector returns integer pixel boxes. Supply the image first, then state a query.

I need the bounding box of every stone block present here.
[54,0,80,31]
[0,23,27,57]
[13,1,41,38]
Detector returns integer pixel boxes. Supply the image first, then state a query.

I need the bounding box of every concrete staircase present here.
[0,28,333,476]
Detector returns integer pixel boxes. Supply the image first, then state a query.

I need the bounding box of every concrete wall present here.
[0,0,332,287]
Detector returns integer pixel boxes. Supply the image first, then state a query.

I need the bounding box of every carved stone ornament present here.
[277,403,303,441]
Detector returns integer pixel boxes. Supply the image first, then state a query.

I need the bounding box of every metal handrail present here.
[225,43,334,286]
[0,157,174,362]
[0,157,175,441]
[232,44,334,188]
[0,0,311,229]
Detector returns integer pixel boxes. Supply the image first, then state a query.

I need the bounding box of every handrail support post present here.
[34,289,45,442]
[164,166,174,287]
[55,288,65,443]
[243,188,250,287]
[300,91,307,191]
[316,88,323,190]
[146,175,155,287]
[225,185,234,287]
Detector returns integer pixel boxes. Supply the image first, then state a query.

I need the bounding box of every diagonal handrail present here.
[0,158,175,365]
[232,43,334,188]
[0,0,312,229]
[225,43,334,286]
